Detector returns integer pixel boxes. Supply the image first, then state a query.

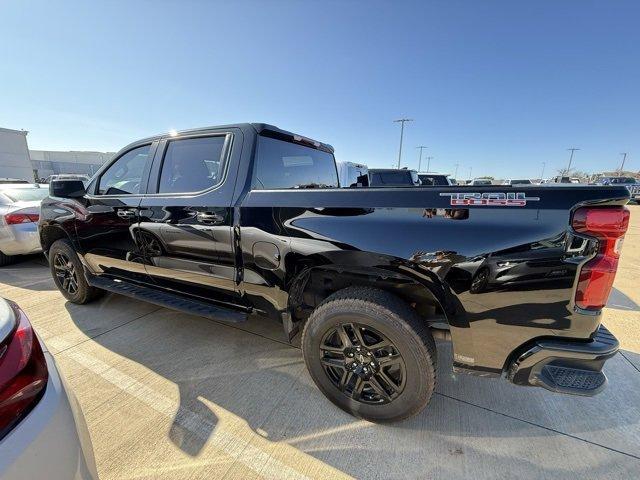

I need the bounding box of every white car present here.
[0,299,97,479]
[502,179,533,186]
[0,184,49,266]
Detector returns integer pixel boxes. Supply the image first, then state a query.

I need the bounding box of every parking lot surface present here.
[1,206,639,480]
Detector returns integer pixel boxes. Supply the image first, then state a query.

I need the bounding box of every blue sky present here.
[1,0,638,179]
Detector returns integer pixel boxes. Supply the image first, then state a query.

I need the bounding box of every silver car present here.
[0,185,48,266]
[0,298,97,479]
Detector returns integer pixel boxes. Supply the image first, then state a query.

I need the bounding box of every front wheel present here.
[49,239,103,304]
[301,287,437,423]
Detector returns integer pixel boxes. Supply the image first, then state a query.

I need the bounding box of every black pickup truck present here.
[39,123,631,422]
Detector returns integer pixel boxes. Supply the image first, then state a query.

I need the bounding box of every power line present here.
[416,146,428,171]
[393,118,413,169]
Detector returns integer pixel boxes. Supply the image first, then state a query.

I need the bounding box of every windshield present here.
[419,174,450,186]
[370,171,414,186]
[511,179,532,185]
[1,188,48,202]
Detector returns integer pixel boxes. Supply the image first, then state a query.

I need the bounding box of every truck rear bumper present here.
[507,325,619,396]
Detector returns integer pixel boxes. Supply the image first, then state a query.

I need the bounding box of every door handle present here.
[196,212,224,224]
[117,209,136,219]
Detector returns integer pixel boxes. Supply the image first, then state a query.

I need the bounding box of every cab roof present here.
[131,123,334,153]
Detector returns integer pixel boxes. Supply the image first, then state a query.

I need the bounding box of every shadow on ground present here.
[58,292,640,479]
[1,258,638,477]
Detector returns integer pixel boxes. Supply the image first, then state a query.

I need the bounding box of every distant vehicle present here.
[0,178,30,185]
[502,179,532,186]
[0,298,97,479]
[367,168,420,187]
[0,184,48,265]
[417,173,453,186]
[595,176,640,202]
[595,176,638,186]
[470,178,493,186]
[336,161,368,187]
[551,176,572,184]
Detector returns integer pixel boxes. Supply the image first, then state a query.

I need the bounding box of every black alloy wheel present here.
[470,268,489,293]
[53,252,79,295]
[319,322,406,404]
[302,286,437,422]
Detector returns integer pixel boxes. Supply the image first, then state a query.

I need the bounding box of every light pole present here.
[468,166,473,181]
[394,118,413,169]
[540,161,546,180]
[425,156,434,172]
[566,148,580,175]
[454,163,460,179]
[619,153,628,175]
[416,146,428,171]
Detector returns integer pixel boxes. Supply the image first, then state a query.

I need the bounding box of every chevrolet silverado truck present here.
[39,123,631,422]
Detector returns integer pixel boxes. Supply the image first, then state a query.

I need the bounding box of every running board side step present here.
[87,275,247,323]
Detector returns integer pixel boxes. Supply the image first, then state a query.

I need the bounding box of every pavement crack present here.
[434,391,640,461]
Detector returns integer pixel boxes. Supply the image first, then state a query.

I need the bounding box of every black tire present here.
[0,251,15,267]
[49,239,103,304]
[301,286,437,423]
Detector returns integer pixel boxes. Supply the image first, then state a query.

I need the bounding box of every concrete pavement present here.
[1,206,639,479]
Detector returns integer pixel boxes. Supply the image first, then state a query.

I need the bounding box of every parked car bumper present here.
[0,223,42,256]
[507,324,618,396]
[0,351,97,480]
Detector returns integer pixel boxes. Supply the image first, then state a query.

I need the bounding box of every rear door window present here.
[158,135,228,194]
[252,135,338,189]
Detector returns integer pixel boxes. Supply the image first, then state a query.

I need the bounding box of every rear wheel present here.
[49,239,103,304]
[302,287,437,422]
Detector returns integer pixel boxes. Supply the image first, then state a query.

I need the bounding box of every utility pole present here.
[565,148,580,175]
[540,161,546,180]
[619,152,628,175]
[425,156,434,172]
[416,146,428,171]
[394,118,413,169]
[454,163,460,179]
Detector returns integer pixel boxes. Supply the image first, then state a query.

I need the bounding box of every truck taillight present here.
[0,302,48,440]
[572,207,630,310]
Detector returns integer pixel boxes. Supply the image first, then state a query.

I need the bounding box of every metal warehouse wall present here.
[0,127,34,181]
[29,150,114,180]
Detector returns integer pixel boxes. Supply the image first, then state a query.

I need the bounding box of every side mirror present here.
[50,179,86,198]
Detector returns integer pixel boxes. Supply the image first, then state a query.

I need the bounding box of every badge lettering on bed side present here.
[439,192,541,206]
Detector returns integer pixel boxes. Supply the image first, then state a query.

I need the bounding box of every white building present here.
[0,127,34,181]
[29,150,114,181]
[0,126,115,182]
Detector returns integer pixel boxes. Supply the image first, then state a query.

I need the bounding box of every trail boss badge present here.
[440,192,540,207]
